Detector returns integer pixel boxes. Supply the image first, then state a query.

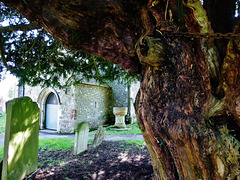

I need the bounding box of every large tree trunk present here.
[133,1,240,179]
[135,36,240,179]
[2,0,240,179]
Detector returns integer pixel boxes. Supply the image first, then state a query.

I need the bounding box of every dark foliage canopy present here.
[0,3,139,87]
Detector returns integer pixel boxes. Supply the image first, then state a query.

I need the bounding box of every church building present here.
[17,79,139,133]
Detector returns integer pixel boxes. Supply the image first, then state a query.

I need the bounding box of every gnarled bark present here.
[136,35,240,179]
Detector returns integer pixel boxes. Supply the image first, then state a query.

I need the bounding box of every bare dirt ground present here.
[33,141,153,180]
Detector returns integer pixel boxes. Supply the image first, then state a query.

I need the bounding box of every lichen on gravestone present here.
[1,97,39,180]
[92,126,105,147]
[73,122,89,155]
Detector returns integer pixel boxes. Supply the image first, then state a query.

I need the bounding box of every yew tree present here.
[0,3,138,87]
[1,0,240,179]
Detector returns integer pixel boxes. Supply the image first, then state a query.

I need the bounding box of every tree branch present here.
[0,22,40,71]
[1,0,143,73]
[0,22,40,33]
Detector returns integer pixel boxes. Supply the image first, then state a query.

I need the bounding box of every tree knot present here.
[136,35,167,67]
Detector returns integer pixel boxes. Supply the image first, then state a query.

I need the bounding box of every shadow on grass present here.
[35,141,153,180]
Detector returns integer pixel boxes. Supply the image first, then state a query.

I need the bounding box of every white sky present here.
[0,72,18,101]
[0,20,18,101]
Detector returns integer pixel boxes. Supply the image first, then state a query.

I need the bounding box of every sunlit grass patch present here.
[39,138,75,151]
[0,112,6,135]
[0,146,3,160]
[38,138,93,151]
[89,123,142,135]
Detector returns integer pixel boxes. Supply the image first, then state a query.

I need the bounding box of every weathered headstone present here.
[1,97,39,180]
[92,126,105,147]
[73,122,89,155]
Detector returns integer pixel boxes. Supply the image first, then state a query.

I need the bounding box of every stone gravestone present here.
[73,122,89,155]
[92,126,105,148]
[1,97,39,180]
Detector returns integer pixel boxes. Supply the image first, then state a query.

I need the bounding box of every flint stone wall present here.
[73,122,89,155]
[21,80,139,133]
[75,84,112,128]
[109,81,140,123]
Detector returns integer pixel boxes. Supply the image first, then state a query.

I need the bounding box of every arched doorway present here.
[45,92,59,130]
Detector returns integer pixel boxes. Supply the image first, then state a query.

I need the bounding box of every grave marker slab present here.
[1,97,39,180]
[92,126,105,147]
[73,122,89,155]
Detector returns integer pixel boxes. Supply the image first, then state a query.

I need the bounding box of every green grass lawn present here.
[0,114,143,161]
[0,139,76,161]
[0,138,145,161]
[0,112,6,135]
[39,138,75,151]
[38,138,145,151]
[89,123,142,135]
[0,146,3,160]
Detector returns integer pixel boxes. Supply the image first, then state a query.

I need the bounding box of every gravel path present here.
[0,130,144,146]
